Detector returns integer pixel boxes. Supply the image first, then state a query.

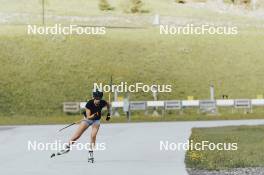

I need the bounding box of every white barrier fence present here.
[73,99,264,114]
[80,99,264,109]
[57,99,259,119]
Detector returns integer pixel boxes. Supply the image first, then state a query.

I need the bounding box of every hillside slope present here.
[0,26,264,116]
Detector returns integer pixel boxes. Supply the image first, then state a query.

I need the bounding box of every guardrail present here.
[79,99,264,109]
[68,99,264,114]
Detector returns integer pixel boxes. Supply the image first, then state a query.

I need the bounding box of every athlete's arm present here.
[85,108,98,120]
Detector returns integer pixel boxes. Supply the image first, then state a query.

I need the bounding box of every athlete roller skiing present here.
[50,89,111,163]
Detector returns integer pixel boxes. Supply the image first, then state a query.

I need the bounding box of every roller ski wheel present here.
[50,144,70,158]
[50,153,56,158]
[88,157,94,163]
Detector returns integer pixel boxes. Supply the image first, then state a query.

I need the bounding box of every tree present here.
[130,0,144,13]
[98,0,114,11]
[121,0,149,13]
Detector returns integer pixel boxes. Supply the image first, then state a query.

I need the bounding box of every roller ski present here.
[50,144,70,158]
[88,150,94,163]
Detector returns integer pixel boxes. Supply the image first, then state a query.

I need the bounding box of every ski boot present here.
[88,150,94,163]
[50,144,70,158]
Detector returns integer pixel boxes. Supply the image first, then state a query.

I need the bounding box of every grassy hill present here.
[0,25,264,117]
[0,0,264,118]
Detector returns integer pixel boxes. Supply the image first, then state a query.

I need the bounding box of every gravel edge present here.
[187,167,264,175]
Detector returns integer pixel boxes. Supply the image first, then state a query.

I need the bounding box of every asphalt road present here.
[1,119,264,175]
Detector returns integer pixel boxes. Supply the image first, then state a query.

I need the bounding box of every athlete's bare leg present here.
[50,122,89,158]
[90,123,100,150]
[69,122,89,145]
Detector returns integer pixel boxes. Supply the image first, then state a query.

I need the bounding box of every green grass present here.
[186,125,264,170]
[0,25,264,117]
[0,0,264,119]
[1,111,264,125]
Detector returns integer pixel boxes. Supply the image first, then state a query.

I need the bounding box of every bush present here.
[231,0,251,4]
[241,0,251,4]
[121,0,149,13]
[98,0,114,11]
[175,0,187,4]
[130,0,143,13]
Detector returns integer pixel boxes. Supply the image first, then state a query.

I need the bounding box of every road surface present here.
[1,119,264,175]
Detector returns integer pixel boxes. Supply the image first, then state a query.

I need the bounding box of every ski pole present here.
[58,119,82,132]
